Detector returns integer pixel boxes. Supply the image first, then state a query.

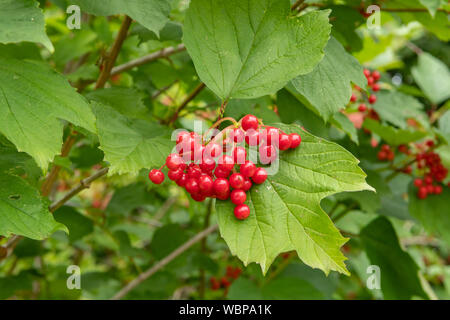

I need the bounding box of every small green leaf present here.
[419,0,441,17]
[216,124,374,275]
[92,101,173,176]
[71,0,171,35]
[411,53,450,105]
[0,0,53,52]
[54,206,94,243]
[291,37,367,121]
[0,58,96,171]
[0,172,66,240]
[363,118,427,146]
[408,183,450,246]
[183,0,331,99]
[360,217,428,300]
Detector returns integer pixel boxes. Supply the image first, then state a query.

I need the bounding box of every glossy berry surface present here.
[149,169,164,184]
[252,167,268,184]
[234,204,250,220]
[230,189,246,205]
[241,115,259,131]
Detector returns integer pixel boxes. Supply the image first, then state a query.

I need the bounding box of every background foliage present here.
[0,0,449,300]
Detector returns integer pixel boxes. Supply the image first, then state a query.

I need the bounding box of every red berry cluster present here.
[148,114,302,220]
[210,265,242,291]
[349,68,380,113]
[377,144,395,162]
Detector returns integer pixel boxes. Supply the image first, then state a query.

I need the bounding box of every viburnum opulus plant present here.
[149,114,302,220]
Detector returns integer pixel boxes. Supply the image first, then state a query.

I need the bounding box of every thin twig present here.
[111,224,219,300]
[291,0,305,11]
[96,15,133,89]
[111,44,186,76]
[153,196,177,221]
[151,80,179,100]
[167,82,206,125]
[49,167,110,213]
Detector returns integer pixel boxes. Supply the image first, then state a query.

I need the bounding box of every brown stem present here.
[291,0,305,11]
[95,15,133,89]
[217,99,229,121]
[111,224,219,300]
[167,82,206,125]
[111,44,186,76]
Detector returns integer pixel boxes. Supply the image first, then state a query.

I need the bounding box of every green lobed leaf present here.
[0,172,66,240]
[92,101,172,176]
[411,52,450,105]
[0,58,96,171]
[408,183,450,246]
[216,124,374,275]
[183,0,331,100]
[71,0,171,35]
[419,0,442,17]
[360,217,428,300]
[363,118,427,146]
[0,0,53,52]
[291,37,367,122]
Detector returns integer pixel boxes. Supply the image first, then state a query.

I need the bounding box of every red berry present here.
[242,178,252,191]
[245,129,260,146]
[372,70,381,81]
[191,193,206,202]
[229,173,245,189]
[241,115,259,131]
[233,146,247,164]
[289,133,301,149]
[217,155,234,171]
[426,140,434,148]
[214,166,230,178]
[240,161,257,178]
[149,169,164,184]
[231,189,247,205]
[262,127,279,145]
[424,176,433,185]
[372,83,380,92]
[434,185,443,195]
[387,151,395,161]
[216,190,230,200]
[368,94,377,104]
[381,144,390,152]
[350,93,357,102]
[200,157,216,172]
[166,153,183,171]
[367,76,375,86]
[220,277,231,288]
[259,144,277,164]
[199,174,214,194]
[279,133,292,150]
[402,166,412,174]
[231,128,245,143]
[414,179,423,188]
[187,165,202,179]
[168,169,183,181]
[234,204,250,220]
[185,178,200,194]
[176,173,188,187]
[210,277,220,290]
[205,143,222,158]
[363,69,371,78]
[418,186,428,199]
[252,167,268,184]
[377,150,387,161]
[358,104,367,112]
[213,178,230,196]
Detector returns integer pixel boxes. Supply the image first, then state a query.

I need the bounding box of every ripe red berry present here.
[176,173,188,187]
[214,166,230,178]
[241,115,259,131]
[229,173,245,189]
[245,130,260,146]
[210,277,220,290]
[191,193,206,202]
[424,176,433,185]
[168,169,183,181]
[368,94,377,104]
[418,186,428,199]
[230,189,247,205]
[149,169,164,184]
[279,133,291,150]
[240,161,257,178]
[372,70,381,81]
[414,178,423,187]
[367,76,375,86]
[234,204,250,220]
[216,190,230,200]
[242,178,252,191]
[372,83,380,92]
[220,277,231,288]
[199,174,214,194]
[187,165,202,179]
[262,127,279,145]
[213,178,230,196]
[252,167,268,184]
[233,146,247,164]
[166,153,183,171]
[289,133,301,149]
[231,128,245,143]
[358,104,367,112]
[363,69,371,78]
[350,93,357,102]
[259,144,277,164]
[217,155,234,171]
[386,151,394,161]
[200,157,216,172]
[434,185,443,195]
[185,178,200,194]
[205,143,222,158]
[377,150,387,161]
[426,140,434,147]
